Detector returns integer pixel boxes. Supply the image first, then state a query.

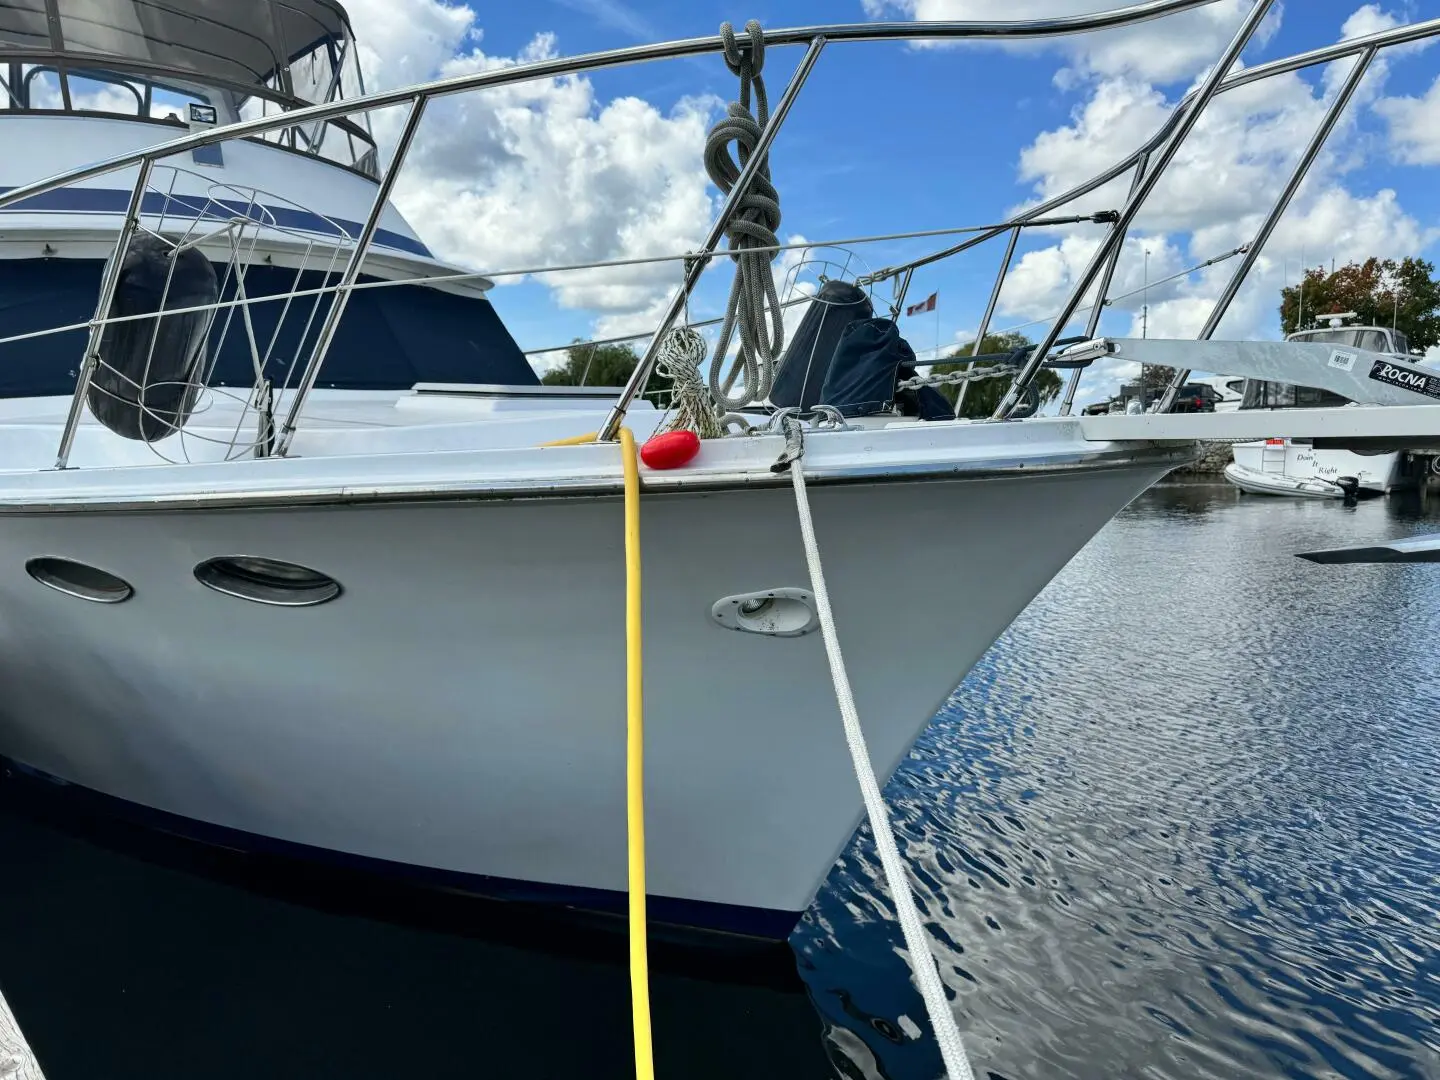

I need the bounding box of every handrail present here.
[0,0,1220,216]
[994,0,1278,417]
[0,5,1433,247]
[863,14,1440,286]
[11,0,1440,458]
[1154,46,1379,411]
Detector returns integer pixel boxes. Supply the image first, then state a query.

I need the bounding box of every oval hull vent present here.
[27,557,133,603]
[194,556,340,607]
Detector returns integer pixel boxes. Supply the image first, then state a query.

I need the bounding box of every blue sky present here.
[343,0,1440,408]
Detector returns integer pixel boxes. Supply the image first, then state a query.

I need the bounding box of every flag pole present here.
[934,297,940,365]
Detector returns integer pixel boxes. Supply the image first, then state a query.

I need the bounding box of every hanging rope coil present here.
[656,326,725,439]
[706,19,785,411]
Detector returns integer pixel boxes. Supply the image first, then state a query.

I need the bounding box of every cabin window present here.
[15,65,62,109]
[1,0,378,176]
[65,71,146,116]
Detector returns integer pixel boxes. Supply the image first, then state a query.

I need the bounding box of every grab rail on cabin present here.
[0,1,1434,464]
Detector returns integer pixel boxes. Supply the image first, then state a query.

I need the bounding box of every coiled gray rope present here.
[706,19,785,411]
[656,326,724,438]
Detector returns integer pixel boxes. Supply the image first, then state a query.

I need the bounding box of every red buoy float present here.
[640,429,701,470]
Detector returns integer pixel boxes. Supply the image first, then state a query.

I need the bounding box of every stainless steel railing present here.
[1,0,1435,463]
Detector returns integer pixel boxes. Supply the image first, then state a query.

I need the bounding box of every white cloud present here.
[1376,74,1440,165]
[1366,0,1440,166]
[861,0,1279,84]
[342,0,720,333]
[1341,2,1401,40]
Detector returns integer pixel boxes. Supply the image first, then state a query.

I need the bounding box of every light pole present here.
[1142,247,1151,339]
[1141,246,1151,408]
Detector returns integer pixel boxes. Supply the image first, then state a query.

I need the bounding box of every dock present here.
[0,987,43,1079]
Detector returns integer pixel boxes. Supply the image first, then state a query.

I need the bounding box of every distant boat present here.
[1223,450,1367,498]
[1224,321,1419,498]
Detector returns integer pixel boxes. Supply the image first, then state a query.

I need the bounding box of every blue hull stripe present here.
[0,758,801,942]
[0,186,433,260]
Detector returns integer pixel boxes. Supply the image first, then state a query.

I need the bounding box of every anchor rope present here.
[784,420,976,1080]
[706,19,785,411]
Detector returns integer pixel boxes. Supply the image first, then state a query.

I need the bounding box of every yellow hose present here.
[536,425,653,1078]
[620,427,654,1080]
[538,430,600,447]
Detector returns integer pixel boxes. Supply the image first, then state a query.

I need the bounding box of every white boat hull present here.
[0,419,1181,938]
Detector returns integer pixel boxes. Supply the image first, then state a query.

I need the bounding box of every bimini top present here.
[0,0,354,108]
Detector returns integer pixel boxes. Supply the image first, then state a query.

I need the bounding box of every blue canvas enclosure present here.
[0,258,539,398]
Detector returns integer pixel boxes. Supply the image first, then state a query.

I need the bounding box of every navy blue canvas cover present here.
[769,280,873,410]
[0,258,539,397]
[819,317,916,417]
[909,383,954,421]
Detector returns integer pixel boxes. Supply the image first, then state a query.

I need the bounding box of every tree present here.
[1279,257,1440,350]
[541,340,671,404]
[1140,365,1177,394]
[930,331,1063,418]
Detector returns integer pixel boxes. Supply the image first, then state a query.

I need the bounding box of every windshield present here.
[0,0,376,176]
[1289,328,1396,353]
[238,33,374,176]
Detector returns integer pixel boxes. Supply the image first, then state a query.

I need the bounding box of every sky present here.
[337,0,1440,410]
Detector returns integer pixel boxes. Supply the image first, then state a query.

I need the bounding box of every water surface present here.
[802,482,1440,1079]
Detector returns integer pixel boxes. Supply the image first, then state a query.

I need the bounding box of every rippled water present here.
[800,481,1440,1080]
[1,481,1437,1078]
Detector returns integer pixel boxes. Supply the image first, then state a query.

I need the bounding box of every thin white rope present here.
[788,450,976,1080]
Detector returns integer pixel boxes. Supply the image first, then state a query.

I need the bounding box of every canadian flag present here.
[905,292,937,316]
